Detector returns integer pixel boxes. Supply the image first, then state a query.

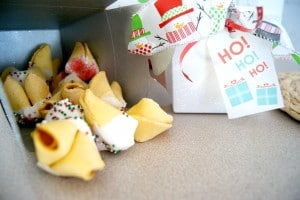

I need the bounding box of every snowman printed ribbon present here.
[128,0,233,56]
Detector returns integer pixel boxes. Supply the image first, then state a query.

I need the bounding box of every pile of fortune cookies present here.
[1,42,173,181]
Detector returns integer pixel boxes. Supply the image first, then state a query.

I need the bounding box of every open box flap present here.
[104,4,172,105]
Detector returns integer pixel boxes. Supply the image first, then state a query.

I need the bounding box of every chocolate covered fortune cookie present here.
[60,73,87,87]
[6,68,28,85]
[24,71,51,105]
[29,44,54,80]
[65,42,99,81]
[52,73,87,95]
[4,73,49,124]
[89,71,126,109]
[3,67,44,87]
[111,81,126,105]
[43,98,96,142]
[3,75,31,111]
[80,89,138,153]
[38,100,57,119]
[48,100,96,148]
[1,66,17,81]
[27,66,46,80]
[44,99,84,121]
[32,119,105,181]
[127,98,173,142]
[38,89,64,118]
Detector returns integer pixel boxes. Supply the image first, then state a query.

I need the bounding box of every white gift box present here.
[167,38,226,113]
[167,1,296,114]
[167,34,295,113]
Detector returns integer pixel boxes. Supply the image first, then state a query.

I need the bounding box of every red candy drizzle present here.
[66,58,98,81]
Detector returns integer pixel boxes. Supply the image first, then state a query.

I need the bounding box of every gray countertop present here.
[0,106,299,200]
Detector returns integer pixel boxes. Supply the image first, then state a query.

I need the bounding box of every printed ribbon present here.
[179,5,265,82]
[225,6,263,33]
[272,42,300,66]
[225,5,299,66]
[179,41,198,82]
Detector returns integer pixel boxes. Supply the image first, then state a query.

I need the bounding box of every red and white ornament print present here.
[128,37,152,55]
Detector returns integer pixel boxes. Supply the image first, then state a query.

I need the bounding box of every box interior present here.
[0,0,172,152]
[0,0,116,72]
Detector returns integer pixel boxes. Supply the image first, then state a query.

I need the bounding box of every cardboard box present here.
[1,2,300,199]
[0,0,172,142]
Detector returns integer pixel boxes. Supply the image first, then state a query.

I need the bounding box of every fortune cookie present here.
[80,89,138,153]
[15,105,42,125]
[89,71,126,109]
[65,42,99,81]
[127,98,173,142]
[32,119,104,181]
[1,66,18,81]
[52,58,62,77]
[27,66,46,80]
[38,100,57,119]
[43,98,95,142]
[24,71,51,105]
[3,75,31,111]
[61,82,86,105]
[50,71,67,93]
[111,81,127,106]
[60,73,87,87]
[3,66,44,86]
[29,44,53,80]
[52,73,87,95]
[8,69,28,85]
[44,99,84,121]
[38,91,63,118]
[38,91,61,118]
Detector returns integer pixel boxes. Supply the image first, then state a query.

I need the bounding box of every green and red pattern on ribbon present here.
[128,44,153,55]
[178,41,198,82]
[225,6,263,33]
[166,22,196,43]
[130,28,147,40]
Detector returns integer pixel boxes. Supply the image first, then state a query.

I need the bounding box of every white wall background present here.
[283,0,300,52]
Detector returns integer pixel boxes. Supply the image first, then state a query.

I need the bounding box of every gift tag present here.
[207,30,284,118]
[128,0,232,56]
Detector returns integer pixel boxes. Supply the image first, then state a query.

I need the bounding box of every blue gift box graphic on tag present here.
[256,84,278,105]
[225,80,253,107]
